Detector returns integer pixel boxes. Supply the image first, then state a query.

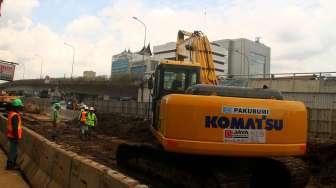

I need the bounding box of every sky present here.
[0,0,335,79]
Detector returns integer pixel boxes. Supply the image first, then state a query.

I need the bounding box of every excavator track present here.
[274,157,310,188]
[116,143,310,188]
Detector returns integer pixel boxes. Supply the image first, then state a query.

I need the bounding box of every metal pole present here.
[40,59,44,79]
[132,16,147,103]
[35,54,43,79]
[64,42,75,79]
[72,48,75,78]
[22,63,25,79]
[132,16,147,60]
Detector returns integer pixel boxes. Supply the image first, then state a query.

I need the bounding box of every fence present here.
[84,99,150,117]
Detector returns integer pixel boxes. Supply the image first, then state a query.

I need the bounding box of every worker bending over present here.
[86,107,97,139]
[6,99,24,170]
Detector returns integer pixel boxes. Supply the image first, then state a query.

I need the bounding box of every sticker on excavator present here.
[223,129,266,143]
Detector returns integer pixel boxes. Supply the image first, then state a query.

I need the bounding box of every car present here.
[119,97,132,101]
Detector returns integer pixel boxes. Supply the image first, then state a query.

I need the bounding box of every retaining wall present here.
[0,115,147,188]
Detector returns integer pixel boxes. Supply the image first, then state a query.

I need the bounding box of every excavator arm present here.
[176,30,218,85]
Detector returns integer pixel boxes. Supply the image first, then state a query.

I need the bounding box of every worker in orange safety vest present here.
[6,99,23,170]
[79,106,88,140]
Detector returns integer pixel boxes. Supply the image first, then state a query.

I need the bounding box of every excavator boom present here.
[176,30,218,85]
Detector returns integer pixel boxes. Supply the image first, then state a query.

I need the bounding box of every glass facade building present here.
[111,58,130,74]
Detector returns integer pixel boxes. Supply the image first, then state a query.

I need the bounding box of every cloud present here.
[65,15,104,39]
[1,0,39,18]
[0,0,336,80]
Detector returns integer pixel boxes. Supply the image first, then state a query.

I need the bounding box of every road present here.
[0,149,29,188]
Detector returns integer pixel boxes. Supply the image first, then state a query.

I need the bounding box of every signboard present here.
[0,62,15,81]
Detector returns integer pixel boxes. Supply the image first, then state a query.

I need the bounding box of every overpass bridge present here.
[0,79,139,100]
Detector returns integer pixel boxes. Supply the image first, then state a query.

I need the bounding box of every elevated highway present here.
[0,79,139,99]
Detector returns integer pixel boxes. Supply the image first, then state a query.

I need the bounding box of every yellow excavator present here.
[117,31,309,188]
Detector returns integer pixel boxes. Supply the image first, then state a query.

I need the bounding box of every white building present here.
[214,38,271,78]
[153,38,271,78]
[153,42,229,76]
[129,55,159,78]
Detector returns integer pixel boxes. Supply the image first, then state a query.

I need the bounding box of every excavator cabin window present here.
[161,68,199,94]
[164,71,186,91]
[152,63,200,100]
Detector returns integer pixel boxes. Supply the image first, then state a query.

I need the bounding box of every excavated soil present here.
[23,113,165,187]
[306,138,336,187]
[23,113,155,161]
[23,112,336,188]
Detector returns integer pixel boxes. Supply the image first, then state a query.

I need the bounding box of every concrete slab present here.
[0,149,30,188]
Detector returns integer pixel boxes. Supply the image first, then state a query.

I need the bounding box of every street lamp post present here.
[132,16,147,53]
[132,16,147,103]
[35,54,43,79]
[64,42,75,79]
[21,62,25,80]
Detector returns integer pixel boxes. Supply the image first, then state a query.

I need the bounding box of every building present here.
[153,38,271,78]
[129,44,158,78]
[111,46,157,78]
[214,38,271,78]
[111,49,134,75]
[153,42,229,76]
[112,38,270,79]
[83,71,96,79]
[130,56,159,78]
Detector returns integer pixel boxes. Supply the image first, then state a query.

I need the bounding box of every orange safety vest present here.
[7,111,22,139]
[80,111,87,123]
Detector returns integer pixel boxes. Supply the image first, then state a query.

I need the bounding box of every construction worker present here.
[51,102,61,141]
[6,99,23,170]
[79,106,88,140]
[77,104,86,123]
[86,107,97,138]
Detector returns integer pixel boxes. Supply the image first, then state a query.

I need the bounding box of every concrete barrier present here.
[0,115,147,188]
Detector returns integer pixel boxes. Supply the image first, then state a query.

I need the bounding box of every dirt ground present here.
[305,138,336,187]
[23,113,166,187]
[22,112,336,188]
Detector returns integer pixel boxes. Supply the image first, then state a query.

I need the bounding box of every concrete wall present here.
[249,79,336,93]
[283,92,336,109]
[0,115,147,188]
[308,108,336,141]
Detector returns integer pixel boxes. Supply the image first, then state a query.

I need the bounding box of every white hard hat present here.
[84,106,88,110]
[89,107,94,111]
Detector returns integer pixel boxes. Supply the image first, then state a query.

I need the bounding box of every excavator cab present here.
[150,60,201,130]
[151,60,200,99]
